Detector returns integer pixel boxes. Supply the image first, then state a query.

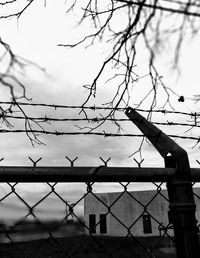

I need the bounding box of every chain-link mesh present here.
[0,180,179,258]
[1,152,200,258]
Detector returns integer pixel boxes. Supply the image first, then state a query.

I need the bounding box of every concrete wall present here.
[84,188,200,237]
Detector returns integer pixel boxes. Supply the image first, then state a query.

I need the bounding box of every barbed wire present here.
[0,101,199,147]
[1,114,200,128]
[0,101,199,117]
[0,129,198,141]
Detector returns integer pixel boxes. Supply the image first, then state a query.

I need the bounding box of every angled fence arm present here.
[125,107,200,258]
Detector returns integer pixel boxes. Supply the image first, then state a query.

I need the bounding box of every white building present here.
[84,188,200,237]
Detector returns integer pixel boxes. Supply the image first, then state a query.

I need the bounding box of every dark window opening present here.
[143,214,152,234]
[89,214,96,234]
[100,214,107,234]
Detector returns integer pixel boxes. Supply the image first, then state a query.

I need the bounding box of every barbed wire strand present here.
[0,101,198,117]
[0,129,198,141]
[1,114,199,128]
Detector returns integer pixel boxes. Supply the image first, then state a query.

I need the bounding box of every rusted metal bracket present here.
[125,107,200,258]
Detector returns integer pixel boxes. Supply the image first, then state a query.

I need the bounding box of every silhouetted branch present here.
[0,0,200,150]
[60,0,200,129]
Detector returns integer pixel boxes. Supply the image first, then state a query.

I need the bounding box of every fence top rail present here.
[0,166,199,182]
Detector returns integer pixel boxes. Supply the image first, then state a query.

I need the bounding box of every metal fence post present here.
[125,107,200,258]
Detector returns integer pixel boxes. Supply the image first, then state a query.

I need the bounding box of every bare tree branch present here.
[0,0,200,153]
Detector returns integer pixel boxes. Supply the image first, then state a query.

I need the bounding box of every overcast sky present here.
[0,1,200,221]
[0,1,199,165]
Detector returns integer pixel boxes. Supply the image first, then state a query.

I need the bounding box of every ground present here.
[0,235,177,258]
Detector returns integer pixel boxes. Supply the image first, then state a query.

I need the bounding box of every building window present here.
[89,214,96,234]
[143,214,152,234]
[100,214,107,234]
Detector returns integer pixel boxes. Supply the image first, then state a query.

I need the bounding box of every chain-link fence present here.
[0,182,174,257]
[1,108,200,257]
[0,162,200,258]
